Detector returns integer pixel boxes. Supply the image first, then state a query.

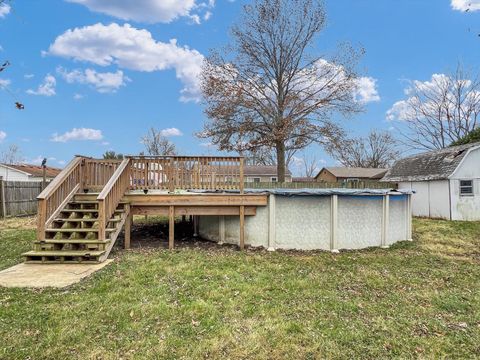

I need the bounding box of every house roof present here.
[2,163,62,178]
[244,165,292,177]
[316,167,388,179]
[381,142,480,182]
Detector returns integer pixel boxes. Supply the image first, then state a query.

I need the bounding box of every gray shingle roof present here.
[382,142,480,182]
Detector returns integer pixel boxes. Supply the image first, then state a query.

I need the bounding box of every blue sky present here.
[0,0,479,173]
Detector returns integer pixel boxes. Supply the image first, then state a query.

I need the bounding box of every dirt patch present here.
[0,216,37,230]
[117,219,241,251]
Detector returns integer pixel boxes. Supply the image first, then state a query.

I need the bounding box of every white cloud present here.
[51,128,103,142]
[0,130,6,142]
[386,100,411,121]
[66,0,213,24]
[292,59,380,104]
[26,74,56,96]
[0,3,10,18]
[57,67,129,93]
[355,77,380,103]
[451,0,480,11]
[46,23,203,102]
[0,78,11,87]
[386,73,479,121]
[30,156,57,166]
[160,127,183,137]
[57,160,66,166]
[73,93,84,100]
[24,74,34,79]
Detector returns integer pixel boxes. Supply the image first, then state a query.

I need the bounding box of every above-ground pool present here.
[198,189,413,251]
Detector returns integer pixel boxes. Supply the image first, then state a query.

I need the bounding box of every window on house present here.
[271,177,278,182]
[253,177,261,183]
[460,180,474,196]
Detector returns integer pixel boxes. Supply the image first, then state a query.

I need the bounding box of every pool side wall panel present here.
[198,193,411,250]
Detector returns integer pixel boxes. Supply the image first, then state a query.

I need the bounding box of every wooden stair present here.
[24,194,129,264]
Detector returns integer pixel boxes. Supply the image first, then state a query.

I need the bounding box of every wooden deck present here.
[29,156,267,263]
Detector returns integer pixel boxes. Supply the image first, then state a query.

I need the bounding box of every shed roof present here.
[382,142,480,182]
[316,167,388,179]
[2,163,62,178]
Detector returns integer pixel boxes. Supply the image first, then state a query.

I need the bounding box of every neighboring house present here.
[315,167,388,183]
[382,142,480,221]
[0,163,61,182]
[244,165,292,183]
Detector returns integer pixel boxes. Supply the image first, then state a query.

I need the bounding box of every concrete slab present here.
[0,260,113,288]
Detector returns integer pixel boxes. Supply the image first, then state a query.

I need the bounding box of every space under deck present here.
[25,156,267,263]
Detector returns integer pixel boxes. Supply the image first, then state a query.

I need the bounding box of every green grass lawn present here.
[0,217,479,359]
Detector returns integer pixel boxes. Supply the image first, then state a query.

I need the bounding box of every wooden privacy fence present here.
[245,181,398,190]
[0,177,46,218]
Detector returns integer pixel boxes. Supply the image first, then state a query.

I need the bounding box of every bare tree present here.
[325,130,400,168]
[0,144,23,164]
[243,145,297,168]
[301,152,320,177]
[199,0,364,181]
[389,64,480,150]
[141,128,176,156]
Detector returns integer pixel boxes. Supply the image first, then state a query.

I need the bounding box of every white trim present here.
[448,145,480,179]
[268,194,276,251]
[0,163,32,176]
[330,195,338,252]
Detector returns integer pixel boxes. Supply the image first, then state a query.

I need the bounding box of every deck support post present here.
[125,204,132,249]
[169,205,175,250]
[267,194,276,251]
[218,215,225,245]
[239,205,245,250]
[193,215,199,237]
[381,195,390,248]
[330,195,338,253]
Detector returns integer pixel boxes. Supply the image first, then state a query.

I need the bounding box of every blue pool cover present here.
[189,188,414,196]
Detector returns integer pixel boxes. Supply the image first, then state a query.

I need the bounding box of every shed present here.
[382,142,480,221]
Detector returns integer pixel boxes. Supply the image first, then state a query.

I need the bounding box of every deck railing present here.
[36,156,84,239]
[36,155,245,239]
[97,158,131,239]
[84,158,121,190]
[129,156,244,192]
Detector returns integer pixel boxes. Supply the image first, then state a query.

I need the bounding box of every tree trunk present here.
[275,141,286,182]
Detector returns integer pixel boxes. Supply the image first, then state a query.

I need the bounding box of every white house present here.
[0,163,61,182]
[382,142,480,221]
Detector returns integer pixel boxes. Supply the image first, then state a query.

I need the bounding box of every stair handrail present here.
[37,156,84,240]
[97,157,131,240]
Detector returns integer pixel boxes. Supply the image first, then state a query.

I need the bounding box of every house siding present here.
[398,180,450,219]
[0,166,30,181]
[315,169,337,182]
[448,147,480,221]
[245,175,292,183]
